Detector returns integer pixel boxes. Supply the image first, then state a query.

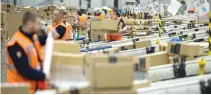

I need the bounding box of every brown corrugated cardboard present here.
[7,12,23,39]
[133,80,151,90]
[135,39,151,48]
[100,18,119,31]
[159,43,168,51]
[89,62,133,88]
[52,52,85,66]
[169,55,194,64]
[90,88,136,94]
[134,52,169,71]
[85,54,135,65]
[1,83,30,94]
[1,3,8,11]
[53,41,80,53]
[118,39,151,51]
[91,18,102,30]
[167,42,205,56]
[1,11,8,25]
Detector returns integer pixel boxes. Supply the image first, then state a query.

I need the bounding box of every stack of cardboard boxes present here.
[90,18,120,41]
[38,6,56,20]
[1,3,16,12]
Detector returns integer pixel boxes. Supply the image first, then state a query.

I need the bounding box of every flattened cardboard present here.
[89,62,133,89]
[53,41,80,53]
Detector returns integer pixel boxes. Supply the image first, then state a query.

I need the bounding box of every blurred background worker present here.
[6,12,57,94]
[94,11,105,19]
[106,8,127,41]
[52,9,71,40]
[76,11,87,27]
[63,11,73,40]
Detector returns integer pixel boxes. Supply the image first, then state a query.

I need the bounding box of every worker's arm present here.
[8,43,46,81]
[56,25,66,39]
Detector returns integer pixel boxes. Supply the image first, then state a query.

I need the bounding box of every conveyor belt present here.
[137,74,211,94]
[148,57,211,81]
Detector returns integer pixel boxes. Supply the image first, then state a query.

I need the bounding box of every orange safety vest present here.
[6,31,46,94]
[79,16,86,26]
[106,17,122,41]
[65,22,72,40]
[53,21,70,40]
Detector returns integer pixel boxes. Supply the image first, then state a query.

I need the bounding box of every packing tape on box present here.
[135,57,146,71]
[170,43,181,54]
[173,57,187,78]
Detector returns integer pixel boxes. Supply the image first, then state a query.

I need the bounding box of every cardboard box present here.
[169,55,195,64]
[133,80,151,90]
[159,43,168,51]
[91,30,107,41]
[90,80,151,94]
[135,39,151,48]
[7,12,23,39]
[89,62,133,88]
[52,52,85,66]
[53,41,80,53]
[57,86,90,94]
[90,88,136,94]
[1,3,15,12]
[118,39,151,51]
[1,3,8,11]
[91,18,102,30]
[91,18,119,31]
[134,52,169,71]
[100,18,119,31]
[1,11,8,25]
[50,53,87,82]
[167,42,205,56]
[85,54,135,65]
[1,83,30,94]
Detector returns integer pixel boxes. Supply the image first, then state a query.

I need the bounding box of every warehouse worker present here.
[94,10,105,19]
[6,12,57,94]
[52,9,70,40]
[76,11,87,27]
[63,12,73,40]
[106,8,127,41]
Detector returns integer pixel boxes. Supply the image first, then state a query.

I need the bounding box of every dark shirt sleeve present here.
[38,34,47,46]
[56,25,66,39]
[7,43,46,81]
[119,18,126,29]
